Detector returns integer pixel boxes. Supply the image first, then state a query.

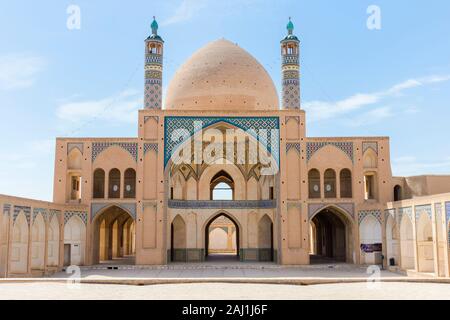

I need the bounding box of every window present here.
[340,169,352,198]
[394,185,402,201]
[308,169,321,199]
[324,169,336,198]
[70,175,81,200]
[93,169,105,199]
[364,173,377,200]
[210,170,234,200]
[124,169,136,199]
[269,187,274,200]
[108,169,121,199]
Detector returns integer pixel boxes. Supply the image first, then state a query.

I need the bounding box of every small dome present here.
[165,39,279,111]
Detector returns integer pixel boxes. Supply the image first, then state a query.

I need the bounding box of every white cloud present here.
[56,89,142,124]
[346,106,393,127]
[162,0,208,26]
[304,74,450,122]
[0,54,46,90]
[392,156,450,177]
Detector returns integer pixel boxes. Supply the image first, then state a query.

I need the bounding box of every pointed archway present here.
[205,212,240,262]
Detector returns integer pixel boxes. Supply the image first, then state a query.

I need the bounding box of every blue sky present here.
[0,0,450,201]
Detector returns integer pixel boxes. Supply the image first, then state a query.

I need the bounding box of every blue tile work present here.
[64,211,88,225]
[306,142,353,162]
[144,143,159,154]
[362,141,378,155]
[286,142,301,154]
[13,206,31,225]
[49,209,61,222]
[384,208,396,226]
[358,210,382,225]
[144,18,163,109]
[415,204,432,220]
[32,208,48,222]
[91,142,138,162]
[3,204,11,216]
[168,200,277,209]
[398,207,413,223]
[163,116,280,167]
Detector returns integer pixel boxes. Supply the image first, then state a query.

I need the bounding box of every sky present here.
[0,0,450,201]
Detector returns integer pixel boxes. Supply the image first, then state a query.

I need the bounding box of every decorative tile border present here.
[64,211,88,226]
[67,142,84,155]
[92,142,138,162]
[3,204,11,216]
[91,203,136,221]
[164,116,280,168]
[49,209,61,222]
[308,203,355,220]
[32,208,48,222]
[286,143,301,154]
[358,210,382,225]
[306,142,353,162]
[144,143,159,154]
[445,202,450,245]
[168,200,277,209]
[415,204,432,220]
[144,116,159,123]
[362,141,378,155]
[13,206,31,225]
[398,207,413,223]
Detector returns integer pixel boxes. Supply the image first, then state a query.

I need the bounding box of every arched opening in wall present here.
[417,213,434,273]
[10,213,29,274]
[394,185,402,201]
[170,215,186,262]
[205,213,239,262]
[210,170,234,200]
[324,169,336,198]
[108,168,121,199]
[364,172,378,200]
[359,215,382,265]
[124,168,136,198]
[386,215,400,266]
[31,214,46,271]
[340,169,352,198]
[64,216,86,266]
[47,215,60,267]
[308,169,321,199]
[93,169,105,199]
[258,215,274,261]
[400,215,415,270]
[92,206,135,265]
[309,207,352,264]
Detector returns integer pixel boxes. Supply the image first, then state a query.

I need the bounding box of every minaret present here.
[281,18,300,109]
[144,17,164,109]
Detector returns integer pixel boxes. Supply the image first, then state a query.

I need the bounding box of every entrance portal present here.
[205,213,239,262]
[93,206,135,265]
[310,208,351,264]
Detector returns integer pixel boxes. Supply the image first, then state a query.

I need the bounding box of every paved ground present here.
[0,282,449,300]
[51,263,402,279]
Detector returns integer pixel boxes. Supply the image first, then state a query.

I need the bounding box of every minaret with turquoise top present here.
[281,18,300,109]
[144,17,164,109]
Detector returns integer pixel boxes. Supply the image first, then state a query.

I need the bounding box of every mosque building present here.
[1,18,450,277]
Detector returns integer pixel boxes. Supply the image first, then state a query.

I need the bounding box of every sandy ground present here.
[0,282,449,300]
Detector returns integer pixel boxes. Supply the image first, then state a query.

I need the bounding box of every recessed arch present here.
[324,169,336,198]
[204,212,241,261]
[10,213,29,274]
[31,213,46,270]
[170,215,187,262]
[108,168,121,199]
[340,169,352,198]
[359,215,382,264]
[64,215,86,266]
[400,214,415,270]
[308,169,321,199]
[47,215,60,267]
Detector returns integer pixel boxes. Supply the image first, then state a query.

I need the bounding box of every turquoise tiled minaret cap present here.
[281,17,299,42]
[287,17,294,33]
[151,16,158,34]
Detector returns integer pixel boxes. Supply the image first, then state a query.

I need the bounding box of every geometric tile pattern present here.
[308,203,355,220]
[3,204,11,216]
[144,28,163,110]
[144,116,159,123]
[285,116,300,124]
[144,143,159,154]
[90,203,136,222]
[33,208,48,222]
[358,210,382,225]
[286,142,301,154]
[281,47,300,109]
[67,142,84,155]
[362,141,378,155]
[168,200,277,209]
[49,209,61,222]
[306,141,354,162]
[91,142,138,162]
[415,204,432,220]
[13,205,31,225]
[398,207,413,223]
[64,211,88,226]
[163,116,280,168]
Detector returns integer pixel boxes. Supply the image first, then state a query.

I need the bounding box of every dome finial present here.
[287,17,294,35]
[151,16,158,35]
